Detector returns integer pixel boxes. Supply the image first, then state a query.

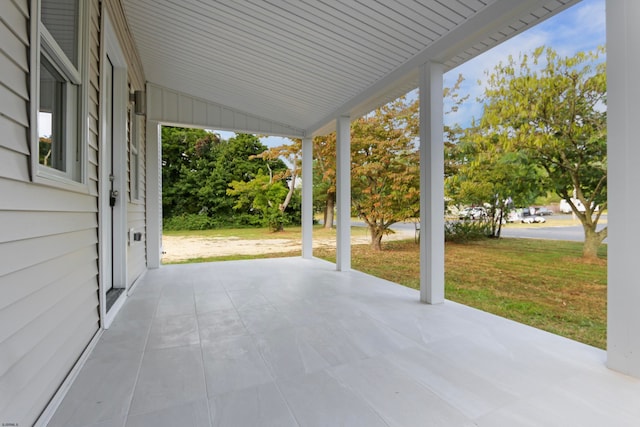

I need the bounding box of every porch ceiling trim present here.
[124,0,579,137]
[146,83,306,137]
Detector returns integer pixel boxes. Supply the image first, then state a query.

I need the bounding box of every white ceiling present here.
[122,0,578,136]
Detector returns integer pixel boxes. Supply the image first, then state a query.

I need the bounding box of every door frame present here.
[99,10,128,328]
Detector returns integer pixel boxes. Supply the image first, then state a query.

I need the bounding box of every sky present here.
[208,0,606,147]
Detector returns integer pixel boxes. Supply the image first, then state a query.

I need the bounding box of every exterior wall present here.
[0,1,100,424]
[0,0,147,424]
[127,107,147,285]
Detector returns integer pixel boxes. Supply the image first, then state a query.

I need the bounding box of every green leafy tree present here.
[351,97,420,250]
[479,46,607,258]
[161,127,219,220]
[161,128,288,228]
[227,170,293,231]
[448,133,545,237]
[250,139,303,231]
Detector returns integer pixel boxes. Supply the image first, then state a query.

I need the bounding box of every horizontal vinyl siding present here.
[87,0,100,197]
[0,1,100,425]
[127,109,147,285]
[127,207,146,285]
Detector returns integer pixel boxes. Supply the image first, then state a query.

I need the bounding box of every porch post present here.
[419,62,445,304]
[336,116,351,271]
[302,137,313,259]
[146,120,162,269]
[606,0,640,378]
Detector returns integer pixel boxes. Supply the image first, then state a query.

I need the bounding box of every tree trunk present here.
[324,195,335,229]
[370,226,384,251]
[583,225,607,259]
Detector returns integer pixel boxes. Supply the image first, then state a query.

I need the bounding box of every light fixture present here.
[129,90,146,115]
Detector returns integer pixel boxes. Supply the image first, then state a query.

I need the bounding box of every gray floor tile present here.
[209,382,297,427]
[195,291,235,314]
[226,288,271,310]
[156,293,196,317]
[201,335,273,396]
[126,399,211,427]
[47,356,140,427]
[237,304,292,334]
[129,345,207,416]
[278,370,388,427]
[146,313,200,350]
[328,356,471,427]
[197,308,248,344]
[90,318,151,360]
[116,297,158,322]
[387,346,517,419]
[49,258,640,427]
[255,327,331,380]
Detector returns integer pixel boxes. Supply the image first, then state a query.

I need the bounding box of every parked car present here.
[506,211,522,223]
[522,215,546,224]
[534,207,553,216]
[459,207,487,220]
[560,199,599,214]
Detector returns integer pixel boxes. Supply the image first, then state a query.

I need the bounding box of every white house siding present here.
[127,108,147,286]
[0,0,147,424]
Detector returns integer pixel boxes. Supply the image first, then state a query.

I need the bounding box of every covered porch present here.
[48,258,640,426]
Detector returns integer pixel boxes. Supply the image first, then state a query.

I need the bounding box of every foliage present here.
[446,135,546,237]
[251,139,302,231]
[163,213,216,231]
[444,219,493,242]
[351,97,420,250]
[313,133,337,228]
[479,46,607,258]
[161,128,291,227]
[227,169,296,231]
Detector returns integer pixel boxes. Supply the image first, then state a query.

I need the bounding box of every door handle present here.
[110,190,118,207]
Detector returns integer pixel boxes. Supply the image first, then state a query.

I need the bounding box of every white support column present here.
[301,137,314,259]
[336,116,351,271]
[419,62,445,304]
[606,0,640,378]
[146,120,162,269]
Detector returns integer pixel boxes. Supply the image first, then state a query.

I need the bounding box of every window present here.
[129,106,142,201]
[35,0,84,183]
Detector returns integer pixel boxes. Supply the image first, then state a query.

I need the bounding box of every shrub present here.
[163,214,215,231]
[445,219,492,243]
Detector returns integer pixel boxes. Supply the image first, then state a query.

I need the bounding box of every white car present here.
[521,215,546,224]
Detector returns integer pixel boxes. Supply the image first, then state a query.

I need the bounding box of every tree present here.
[447,133,545,237]
[226,170,293,231]
[313,133,337,228]
[161,129,289,227]
[250,139,303,231]
[351,97,420,250]
[479,46,607,258]
[161,127,219,220]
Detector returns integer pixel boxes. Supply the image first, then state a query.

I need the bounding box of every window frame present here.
[30,0,89,191]
[129,103,143,203]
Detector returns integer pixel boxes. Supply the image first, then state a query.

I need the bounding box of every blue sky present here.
[443,0,605,128]
[216,0,605,146]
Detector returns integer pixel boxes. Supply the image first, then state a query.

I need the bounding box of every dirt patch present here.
[161,228,415,262]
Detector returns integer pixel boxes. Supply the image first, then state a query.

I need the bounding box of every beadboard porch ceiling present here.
[122,0,578,136]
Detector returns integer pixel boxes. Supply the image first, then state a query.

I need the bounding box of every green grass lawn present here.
[164,228,607,349]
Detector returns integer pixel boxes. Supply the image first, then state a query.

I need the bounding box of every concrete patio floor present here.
[47,257,640,426]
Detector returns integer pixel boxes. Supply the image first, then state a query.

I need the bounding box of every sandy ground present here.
[162,228,415,262]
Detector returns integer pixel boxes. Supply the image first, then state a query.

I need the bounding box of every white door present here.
[100,13,128,328]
